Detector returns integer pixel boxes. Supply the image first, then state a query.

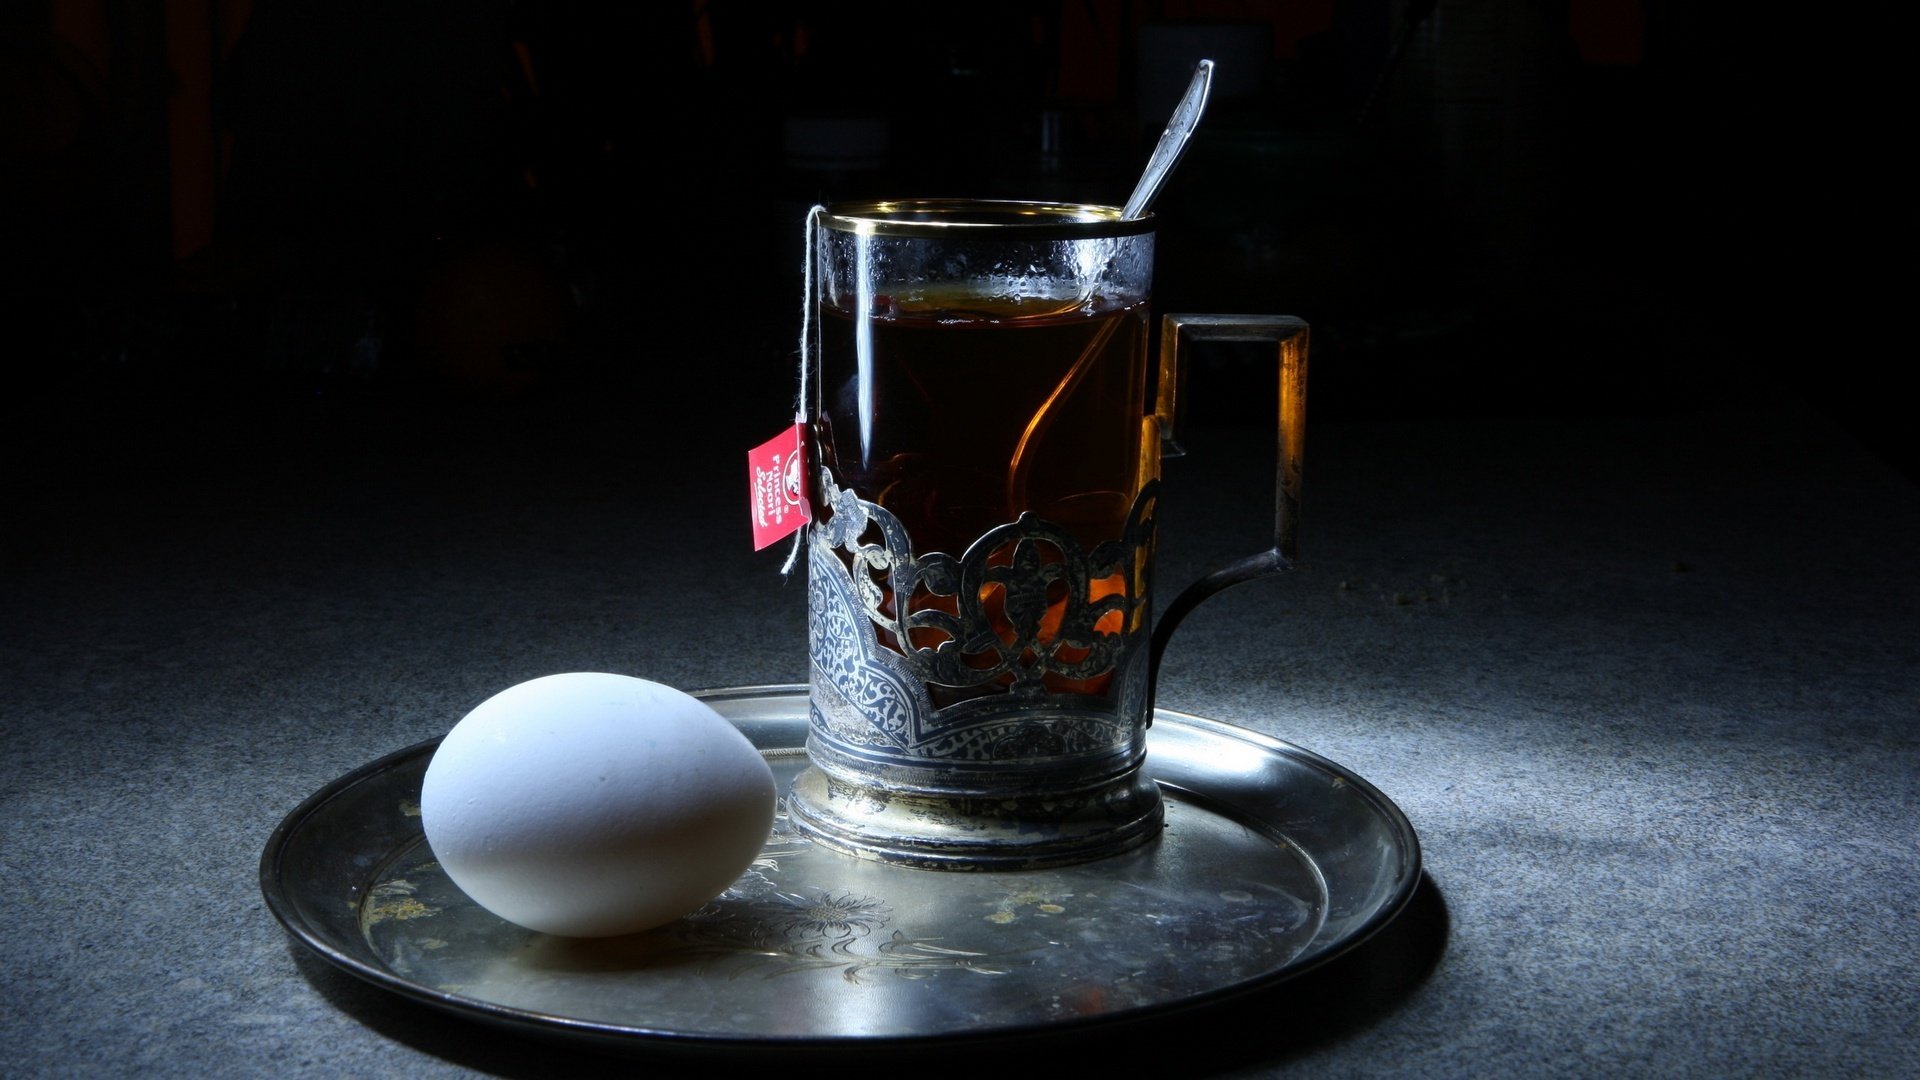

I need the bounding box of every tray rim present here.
[260,682,1422,1053]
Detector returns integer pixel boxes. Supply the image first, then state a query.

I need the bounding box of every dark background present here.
[4,1,1913,511]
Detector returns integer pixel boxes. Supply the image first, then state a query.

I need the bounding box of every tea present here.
[812,293,1155,559]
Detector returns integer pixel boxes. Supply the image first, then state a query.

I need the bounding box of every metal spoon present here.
[1006,60,1216,511]
[1123,59,1214,219]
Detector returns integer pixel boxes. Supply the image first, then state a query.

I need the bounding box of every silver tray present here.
[261,684,1420,1053]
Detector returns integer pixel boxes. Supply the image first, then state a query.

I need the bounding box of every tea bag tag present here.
[747,419,811,551]
[749,204,826,570]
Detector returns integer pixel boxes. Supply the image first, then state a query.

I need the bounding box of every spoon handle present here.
[1123,59,1214,220]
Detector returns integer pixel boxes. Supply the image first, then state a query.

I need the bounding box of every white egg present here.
[419,672,777,937]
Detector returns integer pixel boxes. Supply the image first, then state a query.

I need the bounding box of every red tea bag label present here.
[748,422,811,550]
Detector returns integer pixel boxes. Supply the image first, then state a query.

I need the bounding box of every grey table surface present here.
[4,388,1916,1078]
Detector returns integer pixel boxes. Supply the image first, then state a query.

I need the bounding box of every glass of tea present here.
[788,199,1307,871]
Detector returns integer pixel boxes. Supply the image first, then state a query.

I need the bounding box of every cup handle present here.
[1148,314,1310,680]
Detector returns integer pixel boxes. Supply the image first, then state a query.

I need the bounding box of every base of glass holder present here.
[784,761,1166,871]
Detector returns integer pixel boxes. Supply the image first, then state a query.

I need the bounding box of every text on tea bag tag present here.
[747,421,811,551]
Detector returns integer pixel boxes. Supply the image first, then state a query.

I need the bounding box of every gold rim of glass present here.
[818,199,1155,239]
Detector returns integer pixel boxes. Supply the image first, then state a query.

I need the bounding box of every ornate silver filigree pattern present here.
[814,473,1156,693]
[807,471,1158,760]
[795,471,1166,869]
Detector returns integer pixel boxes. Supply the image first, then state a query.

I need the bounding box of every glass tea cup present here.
[789,199,1307,871]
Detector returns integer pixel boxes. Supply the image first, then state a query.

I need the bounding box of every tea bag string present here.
[780,204,827,578]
